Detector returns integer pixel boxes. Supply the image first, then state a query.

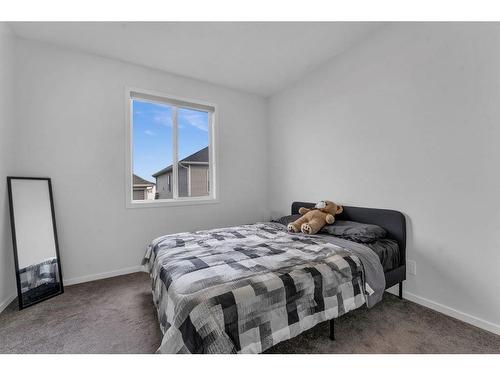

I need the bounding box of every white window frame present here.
[207,169,210,193]
[125,87,218,208]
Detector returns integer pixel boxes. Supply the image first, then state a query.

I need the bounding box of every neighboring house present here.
[132,174,156,200]
[153,146,209,199]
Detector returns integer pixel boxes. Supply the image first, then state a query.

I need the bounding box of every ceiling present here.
[9,22,384,96]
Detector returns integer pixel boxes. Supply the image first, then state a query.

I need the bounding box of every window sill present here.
[126,197,220,209]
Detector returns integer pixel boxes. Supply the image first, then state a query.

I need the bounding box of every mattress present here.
[315,235,400,272]
[363,239,400,272]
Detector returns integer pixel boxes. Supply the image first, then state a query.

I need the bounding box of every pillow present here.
[271,214,301,226]
[321,220,387,243]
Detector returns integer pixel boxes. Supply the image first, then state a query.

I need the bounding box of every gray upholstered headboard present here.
[291,202,407,266]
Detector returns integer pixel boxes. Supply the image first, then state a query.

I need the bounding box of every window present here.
[126,89,216,207]
[207,169,210,193]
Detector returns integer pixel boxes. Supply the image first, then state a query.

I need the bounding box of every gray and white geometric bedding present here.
[313,235,386,307]
[19,257,58,293]
[144,222,381,354]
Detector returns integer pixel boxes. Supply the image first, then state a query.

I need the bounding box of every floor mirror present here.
[7,177,63,309]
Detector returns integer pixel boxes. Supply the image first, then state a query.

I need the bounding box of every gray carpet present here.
[0,272,498,354]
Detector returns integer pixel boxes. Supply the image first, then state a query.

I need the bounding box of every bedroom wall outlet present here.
[407,260,417,275]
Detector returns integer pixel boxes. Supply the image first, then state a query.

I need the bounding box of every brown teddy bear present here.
[287,200,343,235]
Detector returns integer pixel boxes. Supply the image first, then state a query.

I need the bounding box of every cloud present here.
[153,112,173,127]
[133,101,208,131]
[179,110,209,132]
[144,130,155,136]
[133,103,172,128]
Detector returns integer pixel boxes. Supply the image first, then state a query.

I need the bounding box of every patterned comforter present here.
[144,223,371,354]
[19,257,59,293]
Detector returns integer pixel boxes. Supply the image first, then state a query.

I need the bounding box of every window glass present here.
[132,100,173,201]
[177,108,210,198]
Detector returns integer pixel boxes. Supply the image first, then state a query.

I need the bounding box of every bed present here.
[292,202,407,297]
[144,202,406,354]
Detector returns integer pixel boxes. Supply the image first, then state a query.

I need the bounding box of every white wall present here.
[12,38,269,285]
[268,23,500,332]
[0,24,16,310]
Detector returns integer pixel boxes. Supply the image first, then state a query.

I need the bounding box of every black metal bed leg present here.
[398,282,403,300]
[329,319,335,341]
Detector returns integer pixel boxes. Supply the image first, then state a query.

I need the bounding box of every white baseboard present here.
[63,265,146,286]
[0,294,16,313]
[401,290,500,336]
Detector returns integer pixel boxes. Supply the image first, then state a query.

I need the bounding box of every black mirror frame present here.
[7,176,64,310]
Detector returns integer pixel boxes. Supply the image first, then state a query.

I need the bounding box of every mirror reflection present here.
[8,177,63,309]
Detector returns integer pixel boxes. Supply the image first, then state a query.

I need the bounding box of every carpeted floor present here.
[0,272,498,354]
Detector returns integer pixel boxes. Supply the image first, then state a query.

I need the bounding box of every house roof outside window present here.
[152,146,209,177]
[133,174,155,187]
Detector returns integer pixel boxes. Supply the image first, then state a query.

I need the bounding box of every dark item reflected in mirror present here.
[7,177,64,310]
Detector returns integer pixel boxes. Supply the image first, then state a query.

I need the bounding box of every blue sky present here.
[132,100,209,182]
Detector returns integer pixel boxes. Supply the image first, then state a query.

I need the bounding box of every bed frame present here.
[291,202,407,340]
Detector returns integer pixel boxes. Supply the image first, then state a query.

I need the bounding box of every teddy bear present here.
[287,200,343,235]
